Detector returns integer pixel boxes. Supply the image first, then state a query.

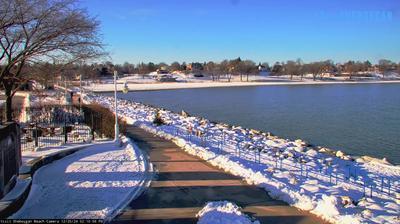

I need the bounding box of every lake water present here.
[109,83,400,165]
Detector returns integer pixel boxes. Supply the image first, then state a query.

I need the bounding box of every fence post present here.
[305,165,309,178]
[363,178,366,197]
[348,166,351,180]
[300,163,303,177]
[63,120,67,144]
[34,122,39,148]
[335,171,338,184]
[370,183,373,198]
[354,167,358,181]
[91,113,95,141]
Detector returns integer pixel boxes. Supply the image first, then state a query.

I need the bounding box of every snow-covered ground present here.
[85,93,400,224]
[87,76,400,92]
[196,201,259,224]
[21,142,96,165]
[12,137,151,220]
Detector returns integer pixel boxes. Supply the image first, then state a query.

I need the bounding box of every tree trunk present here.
[313,74,316,81]
[5,87,13,122]
[246,74,249,82]
[240,74,242,81]
[290,74,293,80]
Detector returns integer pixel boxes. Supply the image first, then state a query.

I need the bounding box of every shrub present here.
[82,103,127,138]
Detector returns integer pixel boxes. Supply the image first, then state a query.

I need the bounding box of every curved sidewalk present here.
[112,126,327,224]
[12,139,144,219]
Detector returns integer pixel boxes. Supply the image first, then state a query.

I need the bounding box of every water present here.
[107,83,400,164]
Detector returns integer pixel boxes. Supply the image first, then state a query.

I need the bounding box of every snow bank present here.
[11,137,151,219]
[196,201,259,224]
[85,93,400,224]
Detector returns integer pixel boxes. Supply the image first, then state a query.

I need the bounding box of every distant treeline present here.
[10,57,399,89]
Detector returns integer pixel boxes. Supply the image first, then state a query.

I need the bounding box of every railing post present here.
[34,122,39,148]
[363,178,366,197]
[300,163,303,177]
[370,183,373,198]
[91,113,95,141]
[63,120,67,144]
[335,170,338,184]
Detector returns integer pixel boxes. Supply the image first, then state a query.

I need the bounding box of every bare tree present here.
[29,62,58,88]
[271,62,286,76]
[219,60,231,82]
[169,61,181,72]
[283,59,301,80]
[137,62,149,79]
[228,57,241,81]
[240,60,257,82]
[305,62,323,81]
[0,0,104,121]
[204,61,217,81]
[378,59,394,79]
[397,62,400,76]
[344,61,358,80]
[122,62,135,74]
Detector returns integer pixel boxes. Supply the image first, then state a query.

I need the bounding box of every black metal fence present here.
[19,104,120,151]
[20,105,92,151]
[0,122,21,198]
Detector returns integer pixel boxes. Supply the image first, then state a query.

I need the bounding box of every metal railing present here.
[130,109,400,200]
[20,105,92,151]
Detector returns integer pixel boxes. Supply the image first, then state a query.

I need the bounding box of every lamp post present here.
[114,70,120,144]
[79,74,83,114]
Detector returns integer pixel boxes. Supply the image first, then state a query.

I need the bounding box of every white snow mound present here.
[196,201,259,224]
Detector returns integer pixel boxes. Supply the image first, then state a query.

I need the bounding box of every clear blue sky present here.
[81,0,400,64]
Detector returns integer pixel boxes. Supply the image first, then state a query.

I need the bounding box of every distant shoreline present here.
[88,79,400,92]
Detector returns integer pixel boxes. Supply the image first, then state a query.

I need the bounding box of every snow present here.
[21,142,95,165]
[11,137,151,219]
[84,92,400,224]
[196,201,259,224]
[86,75,400,92]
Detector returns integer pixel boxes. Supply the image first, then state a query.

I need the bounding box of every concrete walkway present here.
[112,126,327,224]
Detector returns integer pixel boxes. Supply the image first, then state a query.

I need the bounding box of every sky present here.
[81,0,400,64]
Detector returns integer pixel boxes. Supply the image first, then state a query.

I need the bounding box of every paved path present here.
[112,126,327,224]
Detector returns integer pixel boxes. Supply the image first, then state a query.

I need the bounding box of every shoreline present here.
[85,92,400,224]
[87,79,400,92]
[85,92,400,168]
